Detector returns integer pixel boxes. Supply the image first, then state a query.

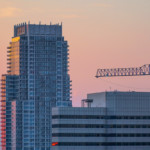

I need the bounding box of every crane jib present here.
[96,64,150,78]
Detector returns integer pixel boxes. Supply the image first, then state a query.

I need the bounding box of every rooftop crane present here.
[96,64,150,78]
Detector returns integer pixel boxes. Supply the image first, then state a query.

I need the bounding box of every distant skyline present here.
[0,0,150,106]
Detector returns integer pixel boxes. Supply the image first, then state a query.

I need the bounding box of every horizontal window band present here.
[52,133,150,137]
[52,124,150,128]
[52,142,150,146]
[52,115,150,120]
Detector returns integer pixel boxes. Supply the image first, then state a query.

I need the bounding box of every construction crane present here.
[96,64,150,78]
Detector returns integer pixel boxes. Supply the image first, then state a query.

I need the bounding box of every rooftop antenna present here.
[109,86,112,91]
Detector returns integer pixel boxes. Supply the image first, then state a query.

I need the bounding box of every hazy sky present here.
[0,0,150,106]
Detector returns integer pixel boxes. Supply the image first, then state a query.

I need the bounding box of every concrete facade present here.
[52,92,150,150]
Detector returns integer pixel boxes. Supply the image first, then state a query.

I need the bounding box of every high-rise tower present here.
[0,22,72,150]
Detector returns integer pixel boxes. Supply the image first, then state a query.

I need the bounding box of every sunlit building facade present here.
[0,22,71,150]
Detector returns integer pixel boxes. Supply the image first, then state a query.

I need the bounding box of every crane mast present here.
[96,64,150,78]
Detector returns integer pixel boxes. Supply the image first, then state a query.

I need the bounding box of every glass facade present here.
[0,75,19,150]
[0,23,71,150]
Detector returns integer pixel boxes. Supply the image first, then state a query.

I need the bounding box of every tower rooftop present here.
[14,22,62,37]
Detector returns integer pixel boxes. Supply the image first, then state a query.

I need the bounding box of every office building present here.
[52,91,150,150]
[0,22,71,150]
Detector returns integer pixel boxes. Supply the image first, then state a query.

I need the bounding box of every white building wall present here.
[52,92,150,150]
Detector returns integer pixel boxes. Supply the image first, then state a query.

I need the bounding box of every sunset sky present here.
[0,0,150,106]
